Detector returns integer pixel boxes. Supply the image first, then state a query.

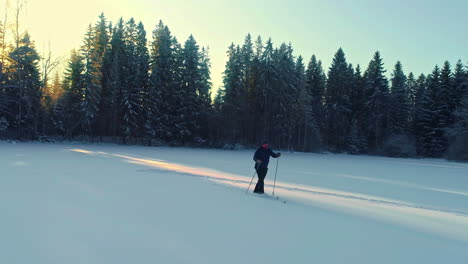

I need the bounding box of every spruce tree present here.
[170,38,188,142]
[299,55,321,151]
[59,49,85,137]
[79,14,109,137]
[273,43,301,149]
[389,61,409,135]
[180,35,203,143]
[412,74,427,154]
[103,18,126,138]
[348,119,365,154]
[241,34,254,144]
[134,21,150,138]
[0,20,5,123]
[119,18,146,140]
[0,25,6,129]
[349,65,366,152]
[448,92,468,160]
[419,65,446,157]
[305,55,326,143]
[258,38,276,141]
[363,51,389,152]
[8,33,42,138]
[148,21,188,142]
[222,44,244,142]
[439,61,454,129]
[246,35,264,144]
[453,60,466,113]
[198,47,212,140]
[325,48,352,151]
[81,25,102,136]
[407,72,417,124]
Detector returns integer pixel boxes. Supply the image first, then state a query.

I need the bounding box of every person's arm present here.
[269,149,281,158]
[253,149,262,163]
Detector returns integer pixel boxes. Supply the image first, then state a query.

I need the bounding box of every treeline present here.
[0,14,467,160]
[219,35,468,159]
[0,14,211,145]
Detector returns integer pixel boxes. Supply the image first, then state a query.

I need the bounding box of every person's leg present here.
[254,167,268,193]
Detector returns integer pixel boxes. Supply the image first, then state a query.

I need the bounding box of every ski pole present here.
[246,169,257,194]
[272,157,279,196]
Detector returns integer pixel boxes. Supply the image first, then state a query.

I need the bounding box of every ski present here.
[251,193,287,204]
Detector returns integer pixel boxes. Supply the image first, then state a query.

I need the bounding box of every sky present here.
[2,0,467,94]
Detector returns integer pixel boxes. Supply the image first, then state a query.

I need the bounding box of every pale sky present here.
[3,0,468,93]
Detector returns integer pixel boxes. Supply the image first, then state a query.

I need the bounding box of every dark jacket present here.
[253,147,280,169]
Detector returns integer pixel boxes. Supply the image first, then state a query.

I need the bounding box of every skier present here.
[253,141,281,194]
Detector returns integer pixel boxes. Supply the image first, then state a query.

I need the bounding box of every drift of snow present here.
[1,141,467,263]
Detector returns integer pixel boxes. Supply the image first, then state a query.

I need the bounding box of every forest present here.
[0,14,467,160]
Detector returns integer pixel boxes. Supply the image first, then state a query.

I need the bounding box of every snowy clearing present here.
[1,141,468,263]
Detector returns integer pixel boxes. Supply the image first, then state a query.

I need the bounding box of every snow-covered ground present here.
[1,141,468,264]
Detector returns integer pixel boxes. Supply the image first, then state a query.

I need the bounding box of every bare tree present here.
[14,0,24,48]
[0,0,8,65]
[41,42,63,90]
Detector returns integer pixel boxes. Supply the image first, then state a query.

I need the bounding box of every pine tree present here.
[419,65,446,157]
[258,38,276,141]
[407,72,417,124]
[412,74,427,154]
[134,21,150,138]
[81,25,101,136]
[170,38,187,142]
[0,20,4,60]
[448,92,468,160]
[79,13,109,137]
[0,37,9,137]
[180,35,202,143]
[246,35,264,144]
[305,55,326,144]
[453,60,466,113]
[119,18,147,140]
[349,65,367,151]
[8,33,42,138]
[49,72,63,101]
[273,43,301,149]
[58,49,85,137]
[148,21,185,141]
[363,51,389,152]
[348,119,365,154]
[439,61,454,129]
[101,18,126,139]
[325,48,352,151]
[222,44,244,142]
[241,34,254,80]
[241,34,255,144]
[197,46,212,141]
[389,61,409,135]
[42,71,62,135]
[0,20,7,127]
[298,55,320,151]
[350,65,365,120]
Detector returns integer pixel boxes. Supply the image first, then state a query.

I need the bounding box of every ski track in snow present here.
[69,148,468,243]
[295,171,468,197]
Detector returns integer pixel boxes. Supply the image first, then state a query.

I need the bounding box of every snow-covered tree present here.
[418,65,447,157]
[305,55,326,145]
[448,93,468,160]
[8,33,42,138]
[389,61,409,135]
[57,49,85,137]
[363,51,389,152]
[325,48,352,151]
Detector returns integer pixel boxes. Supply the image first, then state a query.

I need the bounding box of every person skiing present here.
[252,141,281,194]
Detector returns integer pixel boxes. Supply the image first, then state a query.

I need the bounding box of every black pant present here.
[254,167,268,194]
